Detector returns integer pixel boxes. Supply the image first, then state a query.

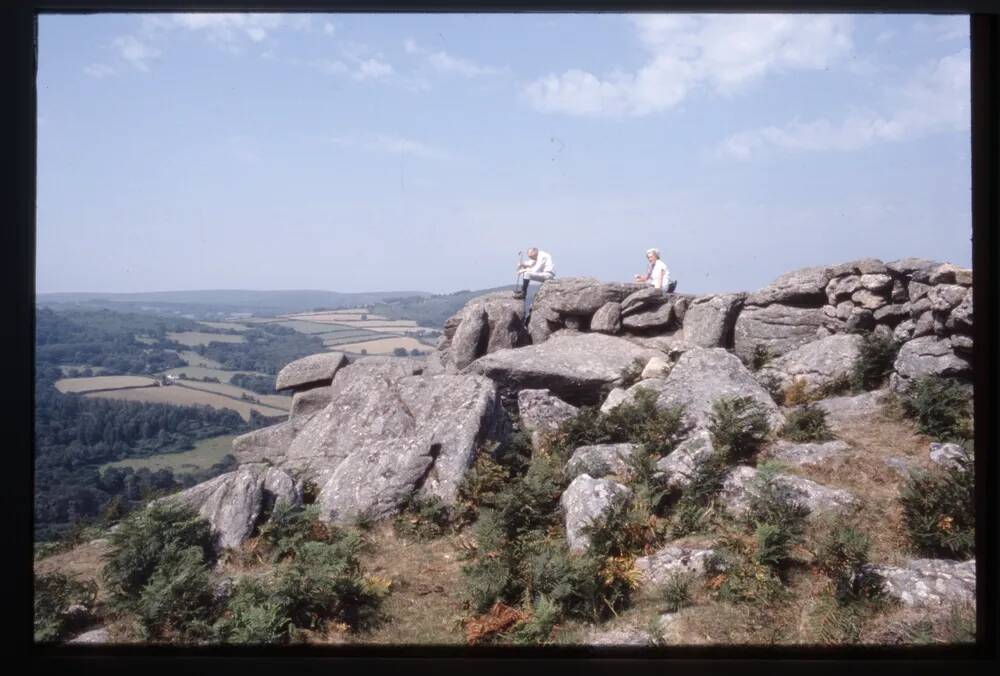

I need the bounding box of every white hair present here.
[646,248,660,258]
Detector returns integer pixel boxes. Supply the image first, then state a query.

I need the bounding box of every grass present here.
[175,380,292,411]
[167,332,247,347]
[329,336,432,354]
[54,375,158,393]
[86,385,288,422]
[99,434,237,473]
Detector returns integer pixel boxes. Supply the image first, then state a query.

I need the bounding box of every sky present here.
[36,13,972,296]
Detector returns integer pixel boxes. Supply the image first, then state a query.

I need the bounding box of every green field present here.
[99,434,237,473]
[198,321,251,332]
[55,375,158,393]
[178,380,291,411]
[58,364,110,376]
[167,331,246,347]
[173,350,225,369]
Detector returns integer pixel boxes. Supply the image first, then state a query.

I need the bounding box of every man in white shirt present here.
[513,248,555,299]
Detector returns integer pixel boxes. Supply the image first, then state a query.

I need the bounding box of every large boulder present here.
[527,278,640,343]
[635,545,716,586]
[886,257,942,278]
[947,288,973,333]
[756,334,863,392]
[681,293,746,348]
[892,336,972,389]
[275,352,348,392]
[517,389,579,449]
[465,332,663,406]
[746,265,833,307]
[565,443,637,480]
[865,559,976,608]
[590,301,623,334]
[616,347,784,430]
[622,300,675,331]
[439,293,529,371]
[560,474,631,553]
[621,286,669,315]
[733,304,833,362]
[656,429,718,491]
[719,466,857,520]
[160,463,301,552]
[814,390,887,427]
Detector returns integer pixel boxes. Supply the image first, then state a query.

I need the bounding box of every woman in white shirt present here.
[634,248,670,291]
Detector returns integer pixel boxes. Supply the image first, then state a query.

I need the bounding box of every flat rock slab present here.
[635,545,716,586]
[618,347,784,431]
[757,334,863,392]
[160,463,301,552]
[733,304,832,362]
[465,332,663,406]
[518,389,579,449]
[720,466,857,520]
[746,265,833,307]
[275,352,348,392]
[560,474,631,553]
[866,559,976,608]
[765,439,852,467]
[814,390,887,428]
[565,443,637,480]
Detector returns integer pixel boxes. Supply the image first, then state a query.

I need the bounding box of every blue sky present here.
[37,13,971,295]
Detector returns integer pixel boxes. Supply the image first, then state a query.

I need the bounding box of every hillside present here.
[34,258,976,647]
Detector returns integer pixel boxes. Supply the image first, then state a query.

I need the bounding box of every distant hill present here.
[36,289,434,319]
[370,285,511,328]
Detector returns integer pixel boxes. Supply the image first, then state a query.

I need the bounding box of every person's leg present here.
[513,272,527,298]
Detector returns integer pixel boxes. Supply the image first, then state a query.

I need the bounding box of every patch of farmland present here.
[55,375,158,394]
[282,311,387,323]
[161,366,268,383]
[173,350,225,369]
[332,336,432,354]
[178,380,292,411]
[58,365,110,376]
[85,386,288,421]
[321,331,392,347]
[328,319,420,329]
[167,331,246,347]
[198,321,251,332]
[135,335,158,345]
[273,319,368,335]
[100,434,237,474]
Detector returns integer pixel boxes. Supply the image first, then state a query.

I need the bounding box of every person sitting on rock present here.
[634,248,672,292]
[514,247,555,299]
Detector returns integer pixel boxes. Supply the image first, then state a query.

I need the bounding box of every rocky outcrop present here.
[517,389,578,449]
[275,352,348,392]
[465,332,663,406]
[565,443,636,480]
[527,278,640,343]
[67,627,110,644]
[719,466,856,520]
[682,293,746,348]
[756,334,863,392]
[764,439,852,467]
[560,474,631,553]
[635,545,716,585]
[891,336,972,391]
[590,301,622,334]
[160,463,301,551]
[747,265,833,307]
[290,387,333,418]
[616,347,784,430]
[438,293,529,372]
[866,559,976,608]
[734,304,832,363]
[814,390,887,427]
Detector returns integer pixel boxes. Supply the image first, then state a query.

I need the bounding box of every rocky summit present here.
[169,256,974,550]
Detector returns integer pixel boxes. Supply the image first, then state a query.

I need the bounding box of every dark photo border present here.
[7,1,998,673]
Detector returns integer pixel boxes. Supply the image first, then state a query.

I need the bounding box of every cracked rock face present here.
[560,474,632,553]
[733,304,833,362]
[617,347,784,430]
[756,333,863,392]
[518,389,579,449]
[892,336,972,389]
[439,293,529,372]
[866,559,976,608]
[681,293,746,348]
[565,443,637,480]
[635,545,716,586]
[746,265,833,307]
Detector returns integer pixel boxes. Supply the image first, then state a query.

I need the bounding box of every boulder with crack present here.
[864,559,976,608]
[464,331,663,406]
[746,265,834,307]
[733,304,834,363]
[681,293,746,348]
[527,278,640,344]
[615,347,784,430]
[756,333,863,393]
[437,293,529,371]
[158,463,301,552]
[517,389,579,450]
[891,336,972,390]
[560,474,632,553]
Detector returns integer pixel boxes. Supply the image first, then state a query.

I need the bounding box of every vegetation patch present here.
[780,403,834,442]
[707,396,771,462]
[850,331,900,391]
[34,573,99,643]
[899,375,973,441]
[899,448,974,559]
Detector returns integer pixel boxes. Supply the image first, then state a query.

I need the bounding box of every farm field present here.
[161,366,272,384]
[167,331,246,346]
[330,336,431,353]
[85,385,288,421]
[178,380,292,411]
[55,375,158,394]
[134,335,158,345]
[270,319,378,336]
[99,434,237,473]
[173,350,225,368]
[58,365,110,376]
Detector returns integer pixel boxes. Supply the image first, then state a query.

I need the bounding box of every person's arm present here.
[656,266,665,289]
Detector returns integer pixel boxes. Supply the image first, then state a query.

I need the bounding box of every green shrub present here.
[780,403,833,442]
[749,344,773,372]
[658,572,694,613]
[623,446,670,516]
[215,578,290,644]
[255,503,330,563]
[463,509,518,613]
[745,462,810,570]
[34,573,98,643]
[900,375,973,441]
[706,536,788,607]
[669,452,729,538]
[815,373,854,399]
[521,537,597,618]
[101,502,217,639]
[582,493,659,561]
[708,396,771,461]
[850,331,900,392]
[393,495,451,541]
[619,358,646,389]
[504,595,561,645]
[899,450,975,559]
[814,517,885,604]
[759,372,785,406]
[556,388,687,458]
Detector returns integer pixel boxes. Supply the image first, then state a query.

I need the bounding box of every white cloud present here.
[83,63,117,78]
[876,30,895,43]
[916,15,968,42]
[404,38,507,78]
[524,14,853,117]
[716,48,970,159]
[323,133,449,160]
[324,22,336,36]
[136,13,314,57]
[112,35,161,72]
[353,58,394,81]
